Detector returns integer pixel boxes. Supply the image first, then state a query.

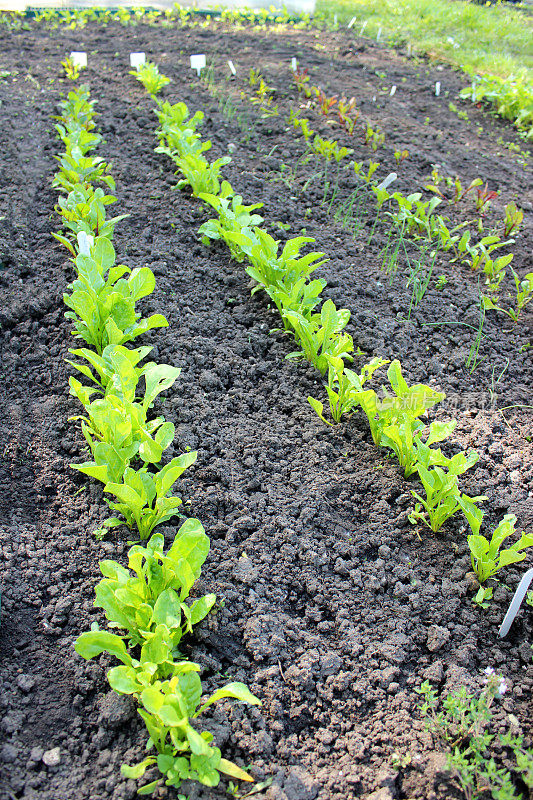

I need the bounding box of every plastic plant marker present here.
[334,13,337,25]
[190,54,206,77]
[390,85,397,96]
[291,57,297,72]
[407,43,412,57]
[360,21,367,35]
[435,81,441,97]
[70,51,87,68]
[228,60,236,76]
[377,172,397,191]
[130,52,146,69]
[499,568,533,637]
[77,231,94,256]
[348,16,356,28]
[377,27,382,42]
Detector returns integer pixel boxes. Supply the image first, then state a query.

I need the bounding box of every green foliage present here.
[461,74,533,139]
[63,238,168,353]
[75,526,261,793]
[284,298,353,374]
[198,182,264,260]
[408,456,486,533]
[417,673,533,799]
[468,513,533,583]
[104,453,197,539]
[308,355,387,424]
[54,185,129,246]
[131,60,171,95]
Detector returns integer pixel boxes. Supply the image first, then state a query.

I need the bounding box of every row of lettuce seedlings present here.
[132,61,532,609]
[52,78,260,794]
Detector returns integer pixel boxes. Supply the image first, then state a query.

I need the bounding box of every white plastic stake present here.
[390,85,397,96]
[435,81,441,97]
[291,57,297,72]
[129,52,146,69]
[228,60,236,76]
[499,568,533,638]
[360,20,367,34]
[190,54,206,76]
[77,231,93,255]
[407,43,412,57]
[70,51,87,68]
[377,172,397,191]
[348,16,356,28]
[334,13,337,25]
[376,26,382,42]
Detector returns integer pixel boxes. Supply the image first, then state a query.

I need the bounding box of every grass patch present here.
[316,0,533,84]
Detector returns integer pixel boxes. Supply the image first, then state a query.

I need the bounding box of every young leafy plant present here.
[103,452,197,539]
[468,513,533,583]
[130,59,170,95]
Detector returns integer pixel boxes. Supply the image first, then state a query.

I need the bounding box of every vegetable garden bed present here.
[0,13,531,800]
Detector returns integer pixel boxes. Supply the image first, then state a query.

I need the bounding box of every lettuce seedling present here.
[104,452,197,539]
[174,153,232,197]
[130,60,170,95]
[55,121,101,155]
[409,459,486,533]
[383,419,457,477]
[54,185,129,247]
[75,524,261,793]
[70,360,179,465]
[64,237,168,353]
[308,355,388,424]
[284,299,353,375]
[468,514,533,583]
[121,675,259,793]
[198,183,264,261]
[56,84,96,129]
[53,149,115,193]
[67,343,154,393]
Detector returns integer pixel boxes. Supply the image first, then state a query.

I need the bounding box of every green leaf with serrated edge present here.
[74,630,131,665]
[219,758,254,782]
[196,682,261,717]
[120,758,156,780]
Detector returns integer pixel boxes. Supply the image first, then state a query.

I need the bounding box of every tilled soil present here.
[0,17,532,800]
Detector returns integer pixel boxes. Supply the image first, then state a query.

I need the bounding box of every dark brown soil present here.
[0,16,531,800]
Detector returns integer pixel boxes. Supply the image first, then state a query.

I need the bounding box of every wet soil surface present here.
[0,17,531,800]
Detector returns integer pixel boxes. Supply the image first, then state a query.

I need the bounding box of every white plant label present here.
[190,54,206,76]
[407,43,412,57]
[390,85,397,96]
[499,568,533,638]
[228,60,236,76]
[360,20,367,34]
[70,51,87,69]
[77,231,94,255]
[291,57,297,72]
[376,26,382,42]
[130,52,146,69]
[334,13,337,25]
[435,81,441,96]
[377,172,397,191]
[348,16,356,28]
